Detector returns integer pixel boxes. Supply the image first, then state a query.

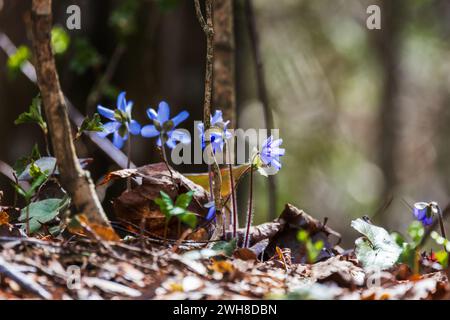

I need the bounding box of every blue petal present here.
[170,129,191,144]
[206,206,216,221]
[272,147,286,157]
[414,207,427,220]
[98,121,120,138]
[128,120,141,135]
[262,136,273,149]
[270,158,282,170]
[271,138,283,148]
[117,92,127,111]
[113,131,127,149]
[165,137,177,149]
[141,124,160,138]
[156,137,162,147]
[97,105,115,121]
[146,108,158,120]
[422,215,433,226]
[125,101,133,116]
[211,110,223,125]
[157,101,170,123]
[171,111,189,127]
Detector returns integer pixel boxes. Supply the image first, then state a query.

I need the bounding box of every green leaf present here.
[297,230,309,243]
[13,144,41,176]
[18,157,56,181]
[19,198,69,234]
[51,26,70,55]
[351,218,402,270]
[435,251,449,268]
[180,212,197,229]
[76,113,104,139]
[408,221,425,245]
[7,45,31,76]
[211,238,237,257]
[109,0,140,38]
[170,207,186,216]
[15,96,47,132]
[69,38,102,75]
[27,171,48,198]
[175,191,193,209]
[154,191,174,217]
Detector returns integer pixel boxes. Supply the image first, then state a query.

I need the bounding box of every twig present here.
[0,255,52,299]
[244,0,277,220]
[86,43,126,114]
[30,0,116,238]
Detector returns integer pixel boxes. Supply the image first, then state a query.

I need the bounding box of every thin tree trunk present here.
[194,0,223,240]
[213,0,236,128]
[30,0,118,240]
[373,0,404,225]
[244,0,277,220]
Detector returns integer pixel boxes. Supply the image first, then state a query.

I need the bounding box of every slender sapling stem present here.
[243,164,254,248]
[126,134,132,191]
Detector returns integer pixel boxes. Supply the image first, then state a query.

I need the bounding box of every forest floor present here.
[1,163,449,300]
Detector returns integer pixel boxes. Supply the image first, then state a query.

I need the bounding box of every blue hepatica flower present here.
[97,92,141,149]
[258,136,285,172]
[205,201,216,222]
[413,202,436,226]
[141,101,190,149]
[197,110,233,153]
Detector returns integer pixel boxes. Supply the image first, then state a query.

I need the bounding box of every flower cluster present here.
[97,93,190,150]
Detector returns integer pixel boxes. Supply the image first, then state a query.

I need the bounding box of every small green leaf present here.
[76,113,104,139]
[13,144,41,176]
[175,191,193,209]
[211,238,237,257]
[154,191,174,217]
[408,221,425,245]
[15,96,46,133]
[435,251,449,268]
[180,212,197,229]
[109,0,140,38]
[18,157,56,181]
[19,197,69,234]
[297,230,309,243]
[7,45,31,76]
[351,218,402,270]
[15,96,47,132]
[69,38,102,75]
[51,26,70,55]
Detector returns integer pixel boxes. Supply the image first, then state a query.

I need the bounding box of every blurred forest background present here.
[1,0,450,246]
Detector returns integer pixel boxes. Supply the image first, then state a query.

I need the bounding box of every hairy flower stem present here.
[227,145,238,238]
[160,134,176,186]
[438,207,447,240]
[207,164,214,200]
[126,135,132,191]
[243,165,254,248]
